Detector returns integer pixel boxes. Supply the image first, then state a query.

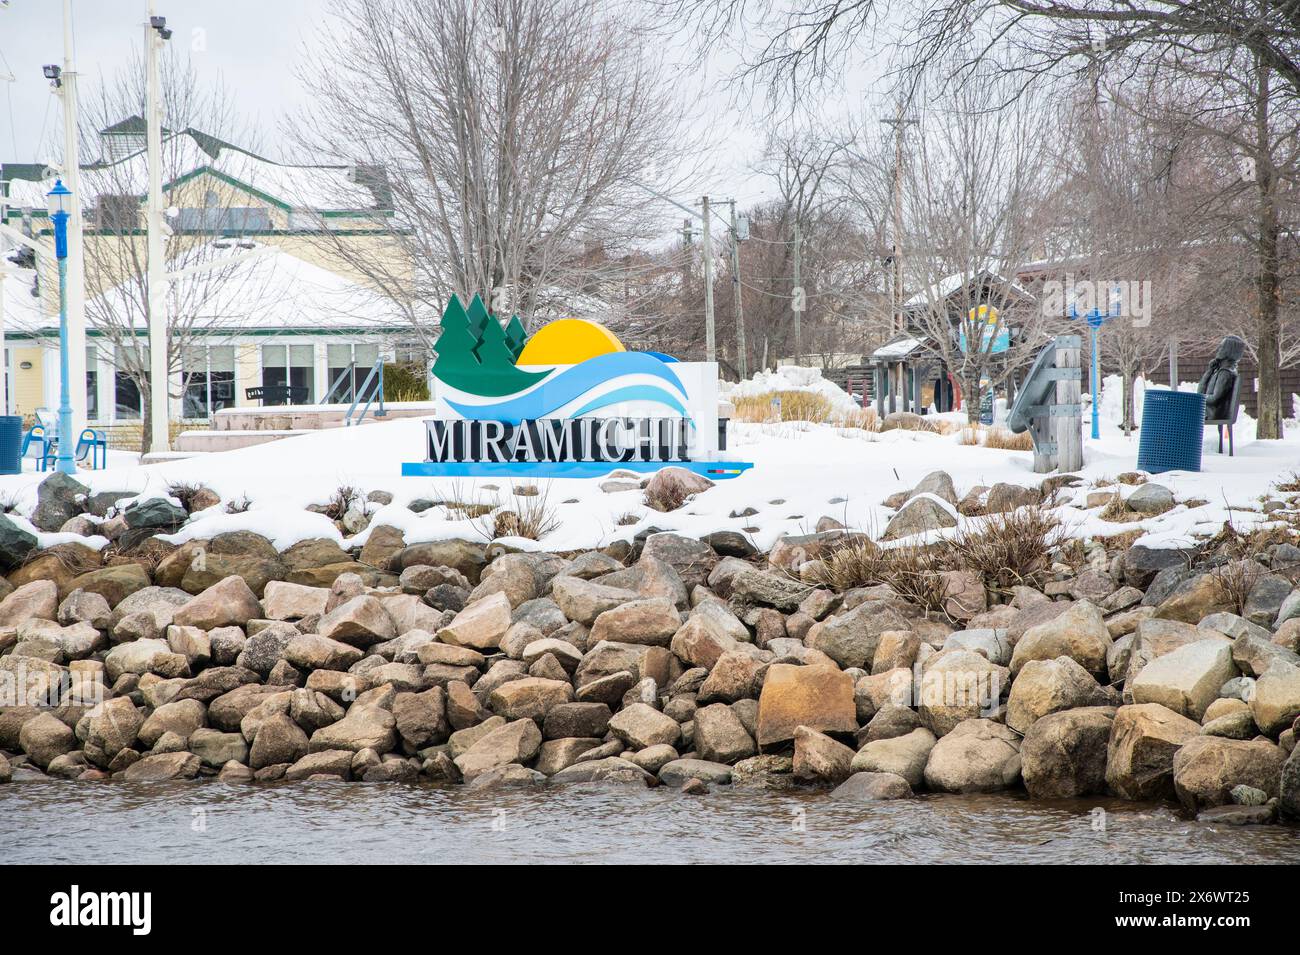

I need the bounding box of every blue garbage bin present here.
[0,415,22,475]
[1137,390,1205,473]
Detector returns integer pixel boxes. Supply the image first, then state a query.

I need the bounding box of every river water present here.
[2,781,1298,864]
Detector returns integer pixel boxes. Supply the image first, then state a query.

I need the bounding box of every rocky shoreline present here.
[2,467,1299,827]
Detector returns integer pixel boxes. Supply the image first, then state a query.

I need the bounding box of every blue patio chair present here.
[20,423,53,471]
[75,428,108,469]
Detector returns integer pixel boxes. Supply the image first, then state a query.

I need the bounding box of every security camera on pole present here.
[146,6,172,453]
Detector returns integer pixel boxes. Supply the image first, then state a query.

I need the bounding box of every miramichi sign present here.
[401,294,752,479]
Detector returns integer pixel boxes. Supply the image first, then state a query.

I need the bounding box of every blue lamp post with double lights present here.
[1070,292,1122,441]
[47,179,77,475]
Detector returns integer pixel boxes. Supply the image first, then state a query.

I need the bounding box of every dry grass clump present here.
[225,494,252,514]
[644,469,697,513]
[1098,492,1139,523]
[956,424,1033,450]
[1211,560,1260,616]
[804,539,951,615]
[23,541,102,575]
[834,406,879,430]
[809,504,1066,609]
[951,507,1065,592]
[479,486,559,541]
[1116,472,1147,486]
[1102,528,1145,553]
[983,427,1034,451]
[323,485,360,522]
[731,389,834,423]
[615,511,641,527]
[1275,472,1300,493]
[880,545,953,613]
[444,500,495,519]
[103,536,174,571]
[166,481,206,513]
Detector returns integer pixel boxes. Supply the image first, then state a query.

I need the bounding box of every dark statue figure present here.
[1197,335,1245,422]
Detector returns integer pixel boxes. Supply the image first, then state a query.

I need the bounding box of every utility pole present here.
[727,199,747,378]
[59,0,87,439]
[146,5,171,454]
[680,217,693,312]
[882,107,917,409]
[792,221,802,365]
[700,195,715,363]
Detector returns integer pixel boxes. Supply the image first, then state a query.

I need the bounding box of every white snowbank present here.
[721,365,863,416]
[2,395,1298,554]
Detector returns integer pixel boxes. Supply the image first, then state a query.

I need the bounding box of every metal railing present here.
[345,360,386,426]
[321,362,356,405]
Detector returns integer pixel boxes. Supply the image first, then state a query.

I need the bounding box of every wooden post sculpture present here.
[1007,334,1083,474]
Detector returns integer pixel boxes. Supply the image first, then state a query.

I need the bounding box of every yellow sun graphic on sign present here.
[516,319,626,365]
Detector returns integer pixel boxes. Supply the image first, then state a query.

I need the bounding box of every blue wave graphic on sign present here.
[565,384,692,420]
[445,352,691,424]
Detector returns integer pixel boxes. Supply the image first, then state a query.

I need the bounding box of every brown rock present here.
[793,726,855,782]
[755,663,856,747]
[1105,703,1201,801]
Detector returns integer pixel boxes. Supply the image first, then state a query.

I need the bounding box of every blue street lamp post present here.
[1088,316,1101,440]
[1070,295,1121,441]
[47,179,76,475]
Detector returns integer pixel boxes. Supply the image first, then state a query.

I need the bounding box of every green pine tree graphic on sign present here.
[504,314,527,360]
[431,293,551,397]
[432,293,479,379]
[476,310,517,367]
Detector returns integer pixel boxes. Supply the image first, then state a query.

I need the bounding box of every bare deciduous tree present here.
[76,50,272,450]
[891,65,1056,422]
[293,0,697,346]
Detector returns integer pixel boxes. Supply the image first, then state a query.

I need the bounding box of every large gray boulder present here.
[32,471,88,532]
[453,718,542,781]
[1172,736,1284,810]
[1249,662,1300,736]
[806,600,909,670]
[883,494,957,541]
[1006,656,1107,733]
[1020,706,1115,798]
[0,514,38,571]
[922,719,1021,793]
[1129,637,1237,720]
[1009,600,1112,680]
[850,727,936,787]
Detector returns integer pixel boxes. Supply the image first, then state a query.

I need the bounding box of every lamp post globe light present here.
[46,178,77,475]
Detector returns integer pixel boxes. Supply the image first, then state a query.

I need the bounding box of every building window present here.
[326,342,380,403]
[86,345,99,421]
[182,345,236,418]
[114,346,148,419]
[261,343,314,404]
[176,207,271,233]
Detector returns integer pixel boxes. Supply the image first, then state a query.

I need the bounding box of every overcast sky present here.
[0,0,881,234]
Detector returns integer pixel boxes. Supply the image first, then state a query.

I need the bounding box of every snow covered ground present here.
[3,376,1299,556]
